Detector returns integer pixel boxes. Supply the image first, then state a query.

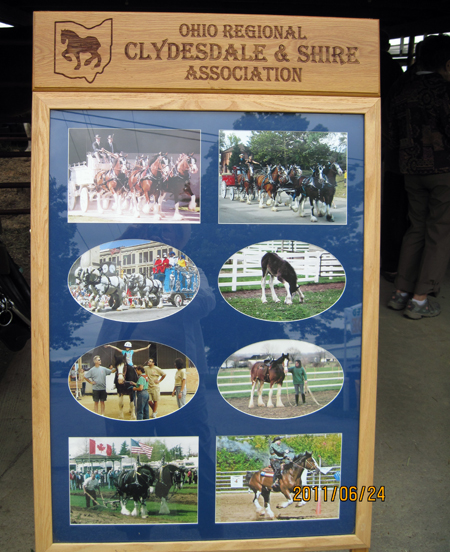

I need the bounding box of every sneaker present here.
[387,291,410,310]
[404,298,441,320]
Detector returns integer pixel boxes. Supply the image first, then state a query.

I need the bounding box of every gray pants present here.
[175,386,186,408]
[396,173,450,296]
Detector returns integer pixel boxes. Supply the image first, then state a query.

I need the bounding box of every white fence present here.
[217,368,344,397]
[219,243,344,291]
[217,467,341,494]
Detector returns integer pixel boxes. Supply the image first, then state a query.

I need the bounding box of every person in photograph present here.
[83,472,100,508]
[104,342,150,367]
[269,436,293,490]
[144,358,166,418]
[246,154,261,171]
[236,153,247,178]
[83,355,115,416]
[162,252,170,271]
[287,359,308,406]
[153,255,165,283]
[91,134,104,162]
[172,358,187,408]
[169,251,178,266]
[130,365,150,420]
[106,134,115,155]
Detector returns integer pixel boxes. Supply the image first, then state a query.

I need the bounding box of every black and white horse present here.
[115,465,157,518]
[113,354,138,420]
[261,252,305,305]
[292,165,327,222]
[74,266,127,312]
[322,161,344,214]
[155,464,187,514]
[127,273,163,308]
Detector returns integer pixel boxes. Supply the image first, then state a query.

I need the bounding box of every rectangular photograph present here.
[219,129,347,225]
[69,436,198,524]
[68,127,201,223]
[216,434,341,522]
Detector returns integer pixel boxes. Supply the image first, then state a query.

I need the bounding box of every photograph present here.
[69,436,198,524]
[68,340,199,420]
[218,339,344,419]
[68,239,200,322]
[219,240,345,322]
[219,129,347,224]
[68,127,201,223]
[216,434,341,522]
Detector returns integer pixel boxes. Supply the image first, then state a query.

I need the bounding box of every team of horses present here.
[74,266,165,313]
[233,161,343,222]
[90,152,198,219]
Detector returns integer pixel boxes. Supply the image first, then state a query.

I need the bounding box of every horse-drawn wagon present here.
[68,153,122,213]
[220,172,239,201]
[161,265,199,307]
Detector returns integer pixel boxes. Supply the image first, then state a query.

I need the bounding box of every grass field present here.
[219,275,345,294]
[70,485,198,524]
[225,288,343,321]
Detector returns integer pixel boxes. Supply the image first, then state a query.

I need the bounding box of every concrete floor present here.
[0,272,449,551]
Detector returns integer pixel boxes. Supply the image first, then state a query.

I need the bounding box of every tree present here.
[228,144,244,171]
[119,441,129,455]
[247,130,334,168]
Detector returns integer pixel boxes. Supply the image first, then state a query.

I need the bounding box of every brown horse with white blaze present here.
[248,353,289,409]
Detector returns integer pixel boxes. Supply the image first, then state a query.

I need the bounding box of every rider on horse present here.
[270,436,293,491]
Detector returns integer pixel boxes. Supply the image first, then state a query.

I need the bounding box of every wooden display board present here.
[32,11,380,552]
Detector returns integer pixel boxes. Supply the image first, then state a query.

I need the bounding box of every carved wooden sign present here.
[34,11,379,95]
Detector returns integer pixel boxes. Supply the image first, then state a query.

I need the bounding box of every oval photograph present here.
[68,340,199,421]
[218,339,344,419]
[68,239,199,322]
[218,240,345,322]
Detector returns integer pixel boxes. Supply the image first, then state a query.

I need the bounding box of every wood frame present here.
[31,91,380,552]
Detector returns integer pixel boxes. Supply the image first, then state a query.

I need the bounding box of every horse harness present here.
[84,271,120,295]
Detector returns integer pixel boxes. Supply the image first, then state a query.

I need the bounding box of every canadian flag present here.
[89,439,112,456]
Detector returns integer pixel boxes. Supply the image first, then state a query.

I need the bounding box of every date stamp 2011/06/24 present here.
[293,486,386,502]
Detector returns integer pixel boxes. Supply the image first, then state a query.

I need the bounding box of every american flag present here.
[131,439,153,460]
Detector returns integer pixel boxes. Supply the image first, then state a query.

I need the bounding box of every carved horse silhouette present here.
[61,29,102,70]
[246,452,319,518]
[248,353,290,409]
